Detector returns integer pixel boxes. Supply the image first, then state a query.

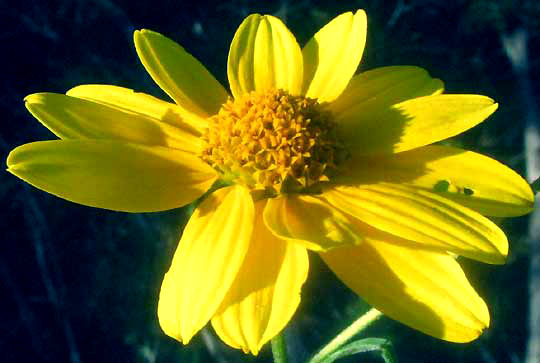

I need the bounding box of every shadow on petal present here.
[336,104,412,155]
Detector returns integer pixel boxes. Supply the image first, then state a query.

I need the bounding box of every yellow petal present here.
[7,140,216,212]
[338,94,498,155]
[302,10,367,103]
[211,200,308,355]
[227,14,303,99]
[67,84,209,134]
[321,239,490,342]
[158,185,254,344]
[329,66,443,123]
[323,184,508,264]
[263,194,360,251]
[335,145,534,217]
[25,92,205,153]
[134,29,228,116]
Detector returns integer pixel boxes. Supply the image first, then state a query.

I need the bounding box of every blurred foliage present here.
[1,0,539,362]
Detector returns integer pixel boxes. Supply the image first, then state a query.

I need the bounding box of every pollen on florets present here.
[200,88,347,195]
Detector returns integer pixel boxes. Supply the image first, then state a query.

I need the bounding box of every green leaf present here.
[313,338,396,363]
[531,176,540,195]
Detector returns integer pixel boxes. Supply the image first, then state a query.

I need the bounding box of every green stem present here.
[271,332,289,363]
[309,308,383,363]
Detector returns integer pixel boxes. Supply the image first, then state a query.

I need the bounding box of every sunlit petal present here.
[321,239,489,343]
[25,92,204,152]
[335,145,534,217]
[211,200,308,354]
[337,94,498,155]
[158,186,254,343]
[329,66,443,123]
[264,194,361,251]
[67,84,209,134]
[302,10,367,103]
[7,140,216,212]
[134,29,228,116]
[323,184,508,264]
[227,14,303,98]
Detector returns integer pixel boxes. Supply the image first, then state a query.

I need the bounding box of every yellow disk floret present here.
[201,88,346,194]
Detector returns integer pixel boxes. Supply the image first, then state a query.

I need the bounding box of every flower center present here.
[200,89,346,195]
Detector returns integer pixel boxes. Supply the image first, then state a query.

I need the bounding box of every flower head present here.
[7,10,534,355]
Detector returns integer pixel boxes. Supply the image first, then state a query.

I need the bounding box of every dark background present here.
[2,0,539,362]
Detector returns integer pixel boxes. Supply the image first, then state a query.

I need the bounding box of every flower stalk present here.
[271,333,289,363]
[309,308,383,363]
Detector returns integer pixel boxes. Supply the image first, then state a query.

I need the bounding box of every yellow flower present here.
[6,10,534,355]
